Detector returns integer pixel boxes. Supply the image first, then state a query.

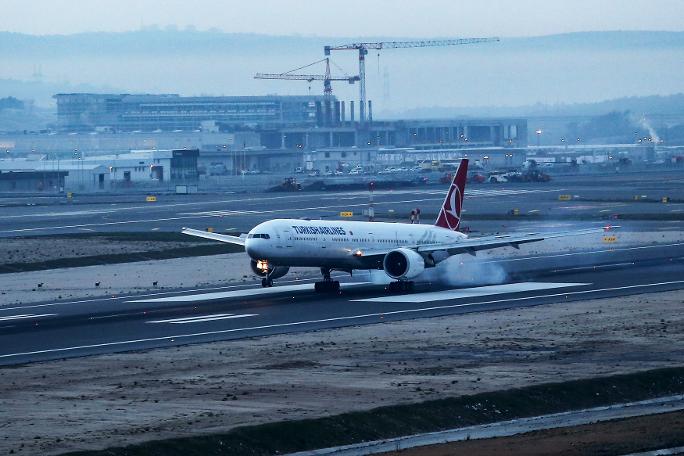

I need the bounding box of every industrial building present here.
[0,168,68,193]
[258,118,527,150]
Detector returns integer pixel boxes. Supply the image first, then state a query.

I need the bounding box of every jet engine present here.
[383,248,425,280]
[250,259,289,280]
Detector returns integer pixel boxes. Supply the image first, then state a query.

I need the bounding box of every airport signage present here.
[340,211,354,218]
[558,194,572,201]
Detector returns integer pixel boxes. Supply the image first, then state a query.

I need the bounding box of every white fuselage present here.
[244,218,467,269]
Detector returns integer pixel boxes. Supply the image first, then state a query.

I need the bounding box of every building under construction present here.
[54,93,527,150]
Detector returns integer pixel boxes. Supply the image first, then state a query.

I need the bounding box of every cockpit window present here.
[248,233,270,239]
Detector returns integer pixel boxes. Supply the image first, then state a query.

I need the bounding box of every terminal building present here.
[54,94,329,132]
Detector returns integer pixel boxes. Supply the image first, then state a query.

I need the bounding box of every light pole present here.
[535,129,542,148]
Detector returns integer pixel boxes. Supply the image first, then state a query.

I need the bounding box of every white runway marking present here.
[128,282,370,303]
[354,282,589,303]
[147,313,258,324]
[0,313,56,322]
[1,280,683,361]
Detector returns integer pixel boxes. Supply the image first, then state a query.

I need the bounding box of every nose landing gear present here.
[261,277,273,288]
[314,268,340,293]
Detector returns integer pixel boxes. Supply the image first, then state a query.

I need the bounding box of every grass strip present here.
[63,365,684,456]
[0,244,243,274]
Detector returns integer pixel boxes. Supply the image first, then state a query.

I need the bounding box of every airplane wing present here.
[181,227,246,246]
[418,227,610,256]
[354,226,617,263]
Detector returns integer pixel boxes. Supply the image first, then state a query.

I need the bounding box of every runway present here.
[0,170,682,237]
[1,245,682,366]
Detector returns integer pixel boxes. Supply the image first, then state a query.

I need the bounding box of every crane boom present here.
[325,37,499,52]
[324,37,500,122]
[255,73,358,83]
[254,58,359,96]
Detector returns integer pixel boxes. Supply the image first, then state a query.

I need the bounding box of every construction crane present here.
[255,58,359,97]
[324,37,500,122]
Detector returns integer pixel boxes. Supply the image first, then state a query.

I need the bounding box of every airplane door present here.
[274,227,283,249]
[283,229,293,248]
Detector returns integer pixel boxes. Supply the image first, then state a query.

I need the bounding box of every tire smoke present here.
[424,255,508,287]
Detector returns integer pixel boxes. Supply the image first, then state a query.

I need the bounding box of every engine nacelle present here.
[250,259,289,280]
[383,248,426,280]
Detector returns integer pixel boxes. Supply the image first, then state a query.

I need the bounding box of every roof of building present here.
[54,93,332,103]
[0,162,106,172]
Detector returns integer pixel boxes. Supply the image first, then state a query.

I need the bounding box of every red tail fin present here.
[435,159,468,231]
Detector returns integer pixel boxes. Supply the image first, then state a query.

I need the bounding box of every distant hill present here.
[1,30,683,57]
[0,30,682,111]
[386,94,684,119]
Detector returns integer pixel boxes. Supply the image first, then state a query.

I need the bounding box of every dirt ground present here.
[0,236,206,264]
[0,289,682,455]
[381,411,684,456]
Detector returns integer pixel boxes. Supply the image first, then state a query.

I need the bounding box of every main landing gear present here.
[314,268,340,293]
[387,281,415,293]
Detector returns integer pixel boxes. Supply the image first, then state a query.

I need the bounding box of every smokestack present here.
[368,100,373,123]
[341,101,346,124]
[350,101,355,123]
[324,100,332,126]
[334,101,341,125]
[315,101,323,126]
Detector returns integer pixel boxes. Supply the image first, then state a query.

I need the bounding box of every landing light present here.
[256,259,269,271]
[353,249,363,257]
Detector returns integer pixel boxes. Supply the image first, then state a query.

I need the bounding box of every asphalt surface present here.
[1,243,682,366]
[0,170,682,238]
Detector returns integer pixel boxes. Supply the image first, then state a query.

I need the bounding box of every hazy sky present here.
[2,0,684,37]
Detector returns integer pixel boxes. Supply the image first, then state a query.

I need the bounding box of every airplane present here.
[183,159,614,292]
